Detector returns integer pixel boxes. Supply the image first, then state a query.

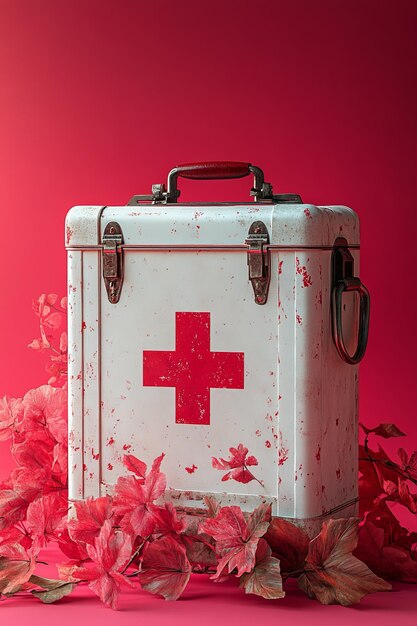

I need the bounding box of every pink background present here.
[1,0,416,460]
[1,0,416,475]
[0,0,417,618]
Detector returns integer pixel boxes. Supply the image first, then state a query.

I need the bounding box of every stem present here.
[244,464,264,489]
[282,568,306,579]
[121,543,144,574]
[362,434,417,486]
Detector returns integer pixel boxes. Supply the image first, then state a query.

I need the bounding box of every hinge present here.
[245,221,271,305]
[102,221,124,304]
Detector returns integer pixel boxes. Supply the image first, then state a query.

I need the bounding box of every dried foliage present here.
[0,294,415,608]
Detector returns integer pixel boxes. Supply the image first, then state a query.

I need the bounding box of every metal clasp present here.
[245,221,271,305]
[102,221,124,304]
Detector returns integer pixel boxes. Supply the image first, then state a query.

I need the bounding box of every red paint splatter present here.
[107,437,115,446]
[265,440,271,448]
[296,314,303,325]
[185,464,198,474]
[92,449,100,461]
[316,446,321,462]
[83,464,87,472]
[278,260,283,274]
[304,208,312,219]
[278,447,289,466]
[123,444,132,451]
[82,321,87,330]
[255,429,261,437]
[66,225,74,245]
[336,468,341,479]
[107,463,113,471]
[336,418,339,426]
[296,257,312,287]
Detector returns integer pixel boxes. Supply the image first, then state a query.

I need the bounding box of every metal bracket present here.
[245,221,271,305]
[102,221,124,304]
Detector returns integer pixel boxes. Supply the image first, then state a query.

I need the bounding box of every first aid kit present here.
[66,161,370,530]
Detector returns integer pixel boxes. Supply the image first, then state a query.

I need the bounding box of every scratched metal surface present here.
[66,203,359,526]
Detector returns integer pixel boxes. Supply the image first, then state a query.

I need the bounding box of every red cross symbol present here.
[143,312,244,425]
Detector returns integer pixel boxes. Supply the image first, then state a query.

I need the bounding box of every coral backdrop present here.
[1,0,416,480]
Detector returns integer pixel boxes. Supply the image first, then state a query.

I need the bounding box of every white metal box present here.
[66,162,369,529]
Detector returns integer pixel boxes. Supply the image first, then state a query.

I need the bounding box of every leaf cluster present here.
[0,294,414,609]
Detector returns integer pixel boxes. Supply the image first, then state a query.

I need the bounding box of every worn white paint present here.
[66,202,360,527]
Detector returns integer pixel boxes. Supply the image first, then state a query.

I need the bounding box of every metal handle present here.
[127,161,303,205]
[167,161,269,202]
[331,277,370,365]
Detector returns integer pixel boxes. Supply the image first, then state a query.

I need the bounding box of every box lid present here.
[65,203,359,248]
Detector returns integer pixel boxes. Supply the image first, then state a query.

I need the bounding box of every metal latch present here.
[245,221,271,305]
[102,221,124,304]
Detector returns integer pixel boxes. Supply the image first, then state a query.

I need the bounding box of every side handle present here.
[331,241,370,364]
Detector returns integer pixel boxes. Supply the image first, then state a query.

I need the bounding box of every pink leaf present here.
[0,397,22,441]
[212,444,262,485]
[22,385,67,444]
[152,502,187,536]
[69,496,113,545]
[360,422,406,439]
[43,312,62,330]
[0,543,39,594]
[264,517,309,573]
[298,518,392,605]
[356,519,417,583]
[199,503,271,578]
[123,454,147,480]
[61,520,132,609]
[26,493,68,547]
[239,539,285,599]
[113,454,166,537]
[138,535,191,600]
